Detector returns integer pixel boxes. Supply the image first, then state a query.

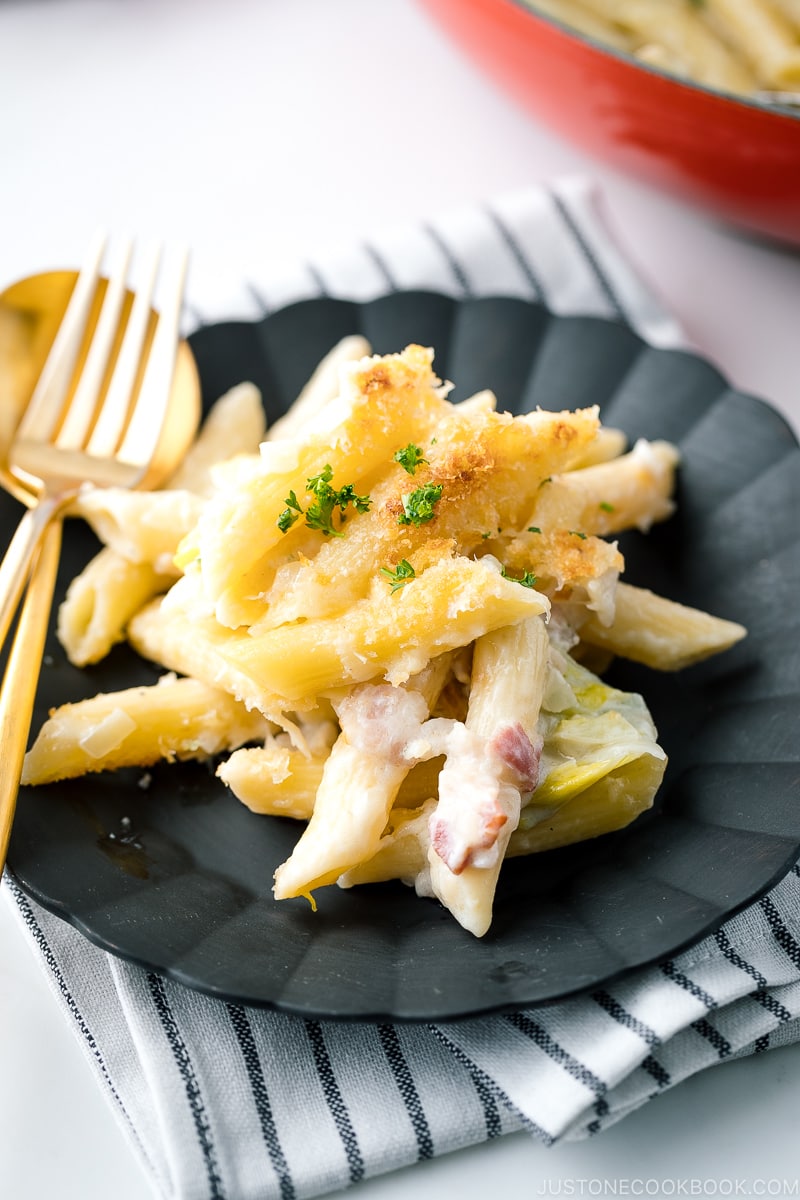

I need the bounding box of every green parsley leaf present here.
[277,508,300,532]
[380,559,416,593]
[335,483,372,514]
[304,490,342,536]
[393,443,428,476]
[306,465,334,493]
[527,525,541,534]
[501,567,538,589]
[398,483,443,526]
[277,489,303,532]
[538,476,552,488]
[277,466,371,537]
[570,530,587,540]
[599,501,615,513]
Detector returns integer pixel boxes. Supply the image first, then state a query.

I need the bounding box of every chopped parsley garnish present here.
[277,508,299,533]
[570,530,587,540]
[277,489,303,532]
[527,525,541,534]
[332,483,372,515]
[393,443,428,475]
[397,482,443,526]
[306,465,334,492]
[380,559,416,593]
[599,501,615,513]
[277,465,371,537]
[538,476,552,488]
[304,495,342,536]
[501,567,538,589]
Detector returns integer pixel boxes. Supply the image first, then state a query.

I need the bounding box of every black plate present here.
[8,292,800,1021]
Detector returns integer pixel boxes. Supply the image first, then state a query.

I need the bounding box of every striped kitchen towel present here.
[5,176,800,1200]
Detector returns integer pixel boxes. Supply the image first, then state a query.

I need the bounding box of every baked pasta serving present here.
[23,338,746,936]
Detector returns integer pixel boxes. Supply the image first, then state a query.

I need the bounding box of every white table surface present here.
[2,1,800,1197]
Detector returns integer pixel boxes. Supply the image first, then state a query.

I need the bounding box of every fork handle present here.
[0,519,62,873]
[0,492,71,654]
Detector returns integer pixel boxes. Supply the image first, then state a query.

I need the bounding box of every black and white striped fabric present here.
[182,177,682,347]
[6,177,800,1200]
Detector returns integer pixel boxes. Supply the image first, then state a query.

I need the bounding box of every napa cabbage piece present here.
[510,652,666,855]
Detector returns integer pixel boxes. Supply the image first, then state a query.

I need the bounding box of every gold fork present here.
[0,235,200,869]
[0,235,197,650]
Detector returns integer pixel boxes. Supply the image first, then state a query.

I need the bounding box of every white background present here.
[1,1,800,1197]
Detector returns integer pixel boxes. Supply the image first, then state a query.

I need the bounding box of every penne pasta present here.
[530,0,635,47]
[620,0,757,93]
[338,802,438,891]
[770,0,800,31]
[22,675,271,785]
[72,488,204,572]
[220,748,443,820]
[703,0,800,87]
[57,548,175,667]
[127,594,299,724]
[522,0,782,97]
[218,552,549,702]
[425,615,550,936]
[571,426,628,468]
[219,743,329,822]
[579,581,747,669]
[527,439,679,535]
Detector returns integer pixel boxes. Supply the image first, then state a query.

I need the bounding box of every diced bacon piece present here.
[488,721,542,793]
[430,793,510,875]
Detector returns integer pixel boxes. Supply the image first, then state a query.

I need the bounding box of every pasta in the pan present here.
[524,0,800,99]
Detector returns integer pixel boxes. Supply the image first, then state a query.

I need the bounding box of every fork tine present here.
[56,237,134,450]
[85,242,162,458]
[115,246,189,468]
[16,231,107,443]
